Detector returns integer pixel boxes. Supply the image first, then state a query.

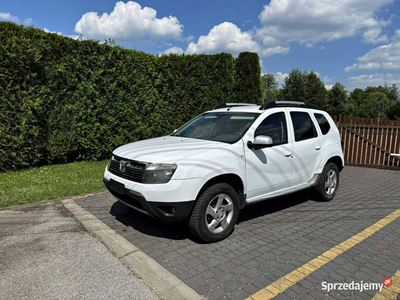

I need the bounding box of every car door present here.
[245,111,294,202]
[289,110,324,186]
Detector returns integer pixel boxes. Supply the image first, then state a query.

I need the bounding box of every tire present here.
[314,162,340,201]
[189,183,240,243]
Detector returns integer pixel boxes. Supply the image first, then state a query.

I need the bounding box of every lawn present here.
[0,160,109,208]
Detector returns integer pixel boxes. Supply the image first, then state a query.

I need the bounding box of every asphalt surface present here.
[75,166,400,300]
[0,201,158,300]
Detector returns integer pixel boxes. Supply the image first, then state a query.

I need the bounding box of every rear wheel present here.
[314,162,339,201]
[189,183,239,243]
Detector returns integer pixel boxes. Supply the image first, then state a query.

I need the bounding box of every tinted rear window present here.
[314,113,331,135]
[290,112,318,142]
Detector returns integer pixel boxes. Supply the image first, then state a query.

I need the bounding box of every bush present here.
[234,52,262,104]
[0,22,261,171]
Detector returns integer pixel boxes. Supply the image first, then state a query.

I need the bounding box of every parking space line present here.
[371,269,400,300]
[247,208,400,300]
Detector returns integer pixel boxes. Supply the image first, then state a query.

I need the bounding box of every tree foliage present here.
[234,52,262,104]
[281,69,307,103]
[276,67,399,120]
[281,69,327,109]
[261,73,279,102]
[306,71,327,109]
[0,22,261,171]
[326,83,357,116]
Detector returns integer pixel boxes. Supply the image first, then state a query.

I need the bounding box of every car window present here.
[290,112,318,142]
[172,112,258,143]
[314,113,331,135]
[254,112,287,145]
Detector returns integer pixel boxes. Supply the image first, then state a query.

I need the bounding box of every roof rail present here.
[259,101,319,110]
[212,103,258,110]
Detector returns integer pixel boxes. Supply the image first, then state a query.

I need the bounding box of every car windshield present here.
[171,112,259,143]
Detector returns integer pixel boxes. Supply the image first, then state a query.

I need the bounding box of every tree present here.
[383,83,399,103]
[359,92,389,119]
[234,52,262,104]
[261,73,279,103]
[349,88,365,107]
[305,71,327,109]
[388,101,400,120]
[281,68,307,102]
[326,83,356,116]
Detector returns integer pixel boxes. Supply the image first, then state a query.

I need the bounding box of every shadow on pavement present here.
[237,190,311,224]
[110,201,193,241]
[109,189,313,242]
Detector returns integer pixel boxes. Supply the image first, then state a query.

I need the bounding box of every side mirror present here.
[247,135,273,150]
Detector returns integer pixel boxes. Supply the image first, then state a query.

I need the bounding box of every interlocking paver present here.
[75,166,400,299]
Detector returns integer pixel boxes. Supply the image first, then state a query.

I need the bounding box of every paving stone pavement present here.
[75,167,400,300]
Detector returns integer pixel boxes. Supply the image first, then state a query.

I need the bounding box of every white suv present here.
[104,101,344,242]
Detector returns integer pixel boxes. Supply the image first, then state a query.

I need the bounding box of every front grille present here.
[108,156,147,183]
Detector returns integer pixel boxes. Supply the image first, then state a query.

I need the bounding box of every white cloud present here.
[0,12,33,25]
[325,85,334,90]
[261,46,289,57]
[75,1,183,43]
[256,0,393,51]
[162,46,184,55]
[24,18,33,25]
[323,76,332,83]
[0,12,19,23]
[44,28,62,36]
[345,29,400,72]
[43,28,80,40]
[348,73,400,88]
[274,72,288,86]
[186,22,260,55]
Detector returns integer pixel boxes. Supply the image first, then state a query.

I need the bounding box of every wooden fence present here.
[333,116,400,169]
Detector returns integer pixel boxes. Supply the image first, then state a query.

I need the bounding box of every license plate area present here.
[109,179,125,195]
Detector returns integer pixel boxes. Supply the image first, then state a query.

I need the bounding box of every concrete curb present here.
[0,190,106,211]
[62,199,205,300]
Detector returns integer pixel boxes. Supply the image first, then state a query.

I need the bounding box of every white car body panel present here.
[113,136,228,164]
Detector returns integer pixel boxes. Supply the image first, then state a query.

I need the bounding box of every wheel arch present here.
[196,174,246,209]
[326,155,344,172]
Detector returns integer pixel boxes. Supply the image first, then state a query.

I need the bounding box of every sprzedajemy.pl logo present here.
[321,277,392,293]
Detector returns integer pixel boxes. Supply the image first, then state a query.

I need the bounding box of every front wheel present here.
[314,162,340,201]
[189,183,240,243]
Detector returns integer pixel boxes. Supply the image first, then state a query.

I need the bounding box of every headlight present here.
[106,157,112,170]
[143,163,177,184]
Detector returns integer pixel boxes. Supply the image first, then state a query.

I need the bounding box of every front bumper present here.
[103,178,195,222]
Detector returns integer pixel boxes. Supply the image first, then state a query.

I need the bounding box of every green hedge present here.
[0,22,261,171]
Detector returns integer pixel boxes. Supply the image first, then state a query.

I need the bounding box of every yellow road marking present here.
[371,269,400,300]
[246,208,400,300]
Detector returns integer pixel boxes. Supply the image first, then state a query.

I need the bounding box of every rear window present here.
[290,112,318,142]
[314,113,331,135]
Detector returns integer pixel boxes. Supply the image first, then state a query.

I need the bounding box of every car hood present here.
[113,136,229,163]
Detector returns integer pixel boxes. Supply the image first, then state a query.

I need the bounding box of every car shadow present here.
[237,190,312,224]
[109,201,193,241]
[109,189,314,242]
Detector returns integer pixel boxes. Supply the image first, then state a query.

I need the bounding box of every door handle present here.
[284,153,293,157]
[315,146,322,151]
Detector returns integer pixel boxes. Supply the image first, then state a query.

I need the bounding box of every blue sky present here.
[1,0,400,91]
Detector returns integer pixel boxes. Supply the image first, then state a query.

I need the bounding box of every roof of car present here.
[209,101,322,114]
[211,106,264,113]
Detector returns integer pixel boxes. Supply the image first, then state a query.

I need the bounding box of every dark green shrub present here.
[0,22,261,171]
